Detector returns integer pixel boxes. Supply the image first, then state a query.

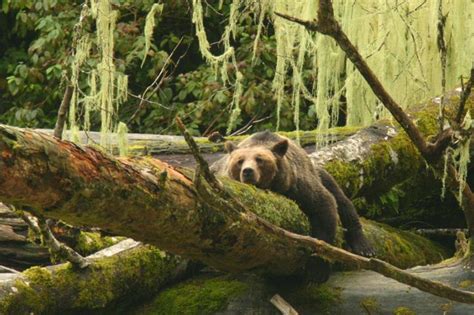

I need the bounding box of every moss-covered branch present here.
[0,240,188,314]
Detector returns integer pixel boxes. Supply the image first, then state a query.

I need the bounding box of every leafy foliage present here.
[0,0,314,135]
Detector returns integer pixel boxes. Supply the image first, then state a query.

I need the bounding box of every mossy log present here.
[36,127,360,156]
[0,124,450,278]
[0,239,189,314]
[310,91,474,200]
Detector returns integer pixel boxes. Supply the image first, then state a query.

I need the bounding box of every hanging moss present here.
[191,1,473,135]
[141,3,164,67]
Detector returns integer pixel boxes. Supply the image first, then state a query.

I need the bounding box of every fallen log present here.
[3,124,474,305]
[35,127,359,156]
[0,124,448,273]
[0,239,189,314]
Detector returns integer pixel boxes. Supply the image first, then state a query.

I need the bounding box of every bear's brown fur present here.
[211,131,374,282]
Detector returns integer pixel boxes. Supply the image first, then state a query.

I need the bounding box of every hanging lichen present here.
[191,0,473,140]
[141,3,164,67]
[64,0,131,152]
[116,121,129,156]
[191,0,235,82]
[456,111,472,202]
[95,0,118,149]
[68,34,91,139]
[227,71,244,134]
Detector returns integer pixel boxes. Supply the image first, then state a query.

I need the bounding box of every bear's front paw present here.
[345,230,375,257]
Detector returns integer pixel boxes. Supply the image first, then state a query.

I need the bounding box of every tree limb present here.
[53,85,73,139]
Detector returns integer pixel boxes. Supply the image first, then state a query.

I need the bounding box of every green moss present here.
[459,280,474,289]
[361,219,448,268]
[283,283,342,313]
[223,178,311,235]
[360,297,379,314]
[393,306,416,315]
[133,276,249,315]
[324,159,361,198]
[75,231,123,256]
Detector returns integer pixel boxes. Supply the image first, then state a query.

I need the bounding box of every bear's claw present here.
[345,230,376,257]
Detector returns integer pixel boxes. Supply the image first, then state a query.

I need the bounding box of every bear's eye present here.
[237,159,244,165]
[255,157,263,164]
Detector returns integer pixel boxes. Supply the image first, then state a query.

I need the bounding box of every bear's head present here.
[224,139,289,189]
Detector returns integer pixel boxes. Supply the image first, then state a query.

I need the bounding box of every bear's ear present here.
[271,139,288,157]
[224,141,237,153]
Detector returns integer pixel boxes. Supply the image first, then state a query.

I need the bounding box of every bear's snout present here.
[241,167,258,184]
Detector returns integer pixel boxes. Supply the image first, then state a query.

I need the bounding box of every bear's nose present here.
[242,168,254,178]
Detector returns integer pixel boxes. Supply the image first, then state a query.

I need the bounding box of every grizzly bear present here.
[211,131,374,281]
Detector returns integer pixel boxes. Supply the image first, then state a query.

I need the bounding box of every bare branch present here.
[437,0,448,131]
[17,210,89,269]
[53,84,73,139]
[273,12,319,32]
[175,116,223,191]
[456,66,474,124]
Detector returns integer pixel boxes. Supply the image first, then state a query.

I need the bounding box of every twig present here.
[0,265,20,274]
[270,294,299,315]
[437,0,448,131]
[127,37,185,123]
[456,66,474,124]
[175,117,223,191]
[17,210,89,269]
[53,84,73,139]
[274,12,319,32]
[229,115,271,137]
